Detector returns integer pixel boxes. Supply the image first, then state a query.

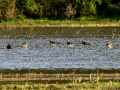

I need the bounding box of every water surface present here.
[0,27,120,73]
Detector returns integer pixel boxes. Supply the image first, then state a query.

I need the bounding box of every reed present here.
[112,33,115,40]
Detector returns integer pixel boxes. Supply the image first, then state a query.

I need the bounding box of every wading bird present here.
[49,39,60,47]
[7,44,12,51]
[107,41,112,48]
[22,41,28,47]
[67,40,76,46]
[82,40,91,45]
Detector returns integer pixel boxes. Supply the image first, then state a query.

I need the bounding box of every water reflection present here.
[0,27,120,73]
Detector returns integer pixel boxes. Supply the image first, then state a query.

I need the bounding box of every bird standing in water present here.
[49,39,60,47]
[82,40,91,45]
[7,44,12,51]
[67,40,76,46]
[107,41,112,48]
[22,41,28,47]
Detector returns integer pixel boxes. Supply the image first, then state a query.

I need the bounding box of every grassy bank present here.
[0,17,120,27]
[0,73,120,89]
[0,81,120,90]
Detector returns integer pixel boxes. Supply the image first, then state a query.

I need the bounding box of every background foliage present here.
[0,0,120,21]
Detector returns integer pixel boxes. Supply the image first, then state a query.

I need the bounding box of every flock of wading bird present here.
[7,39,112,51]
[50,39,112,48]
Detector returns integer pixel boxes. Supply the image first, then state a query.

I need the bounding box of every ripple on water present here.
[0,27,120,73]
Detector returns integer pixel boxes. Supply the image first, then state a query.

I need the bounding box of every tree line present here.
[0,0,120,21]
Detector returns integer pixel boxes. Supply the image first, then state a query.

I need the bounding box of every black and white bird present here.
[82,40,91,45]
[67,40,76,46]
[7,44,12,51]
[49,39,60,47]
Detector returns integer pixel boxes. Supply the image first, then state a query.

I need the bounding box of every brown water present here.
[0,27,120,74]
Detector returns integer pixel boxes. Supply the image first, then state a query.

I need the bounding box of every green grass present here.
[0,16,120,27]
[0,72,120,89]
[0,81,120,90]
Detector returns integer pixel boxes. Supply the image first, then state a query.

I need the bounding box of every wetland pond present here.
[0,27,120,74]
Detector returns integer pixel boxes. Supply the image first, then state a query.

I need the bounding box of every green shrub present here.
[0,0,17,21]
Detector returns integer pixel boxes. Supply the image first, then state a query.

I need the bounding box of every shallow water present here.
[0,27,120,73]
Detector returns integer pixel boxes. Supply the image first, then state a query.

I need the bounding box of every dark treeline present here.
[0,0,120,21]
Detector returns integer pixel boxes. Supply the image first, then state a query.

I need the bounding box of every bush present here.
[0,0,17,21]
[64,3,76,19]
[18,0,43,19]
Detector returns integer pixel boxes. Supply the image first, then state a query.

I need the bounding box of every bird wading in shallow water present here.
[82,40,91,45]
[22,41,28,47]
[49,39,60,47]
[7,44,12,51]
[107,41,112,48]
[67,40,76,46]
